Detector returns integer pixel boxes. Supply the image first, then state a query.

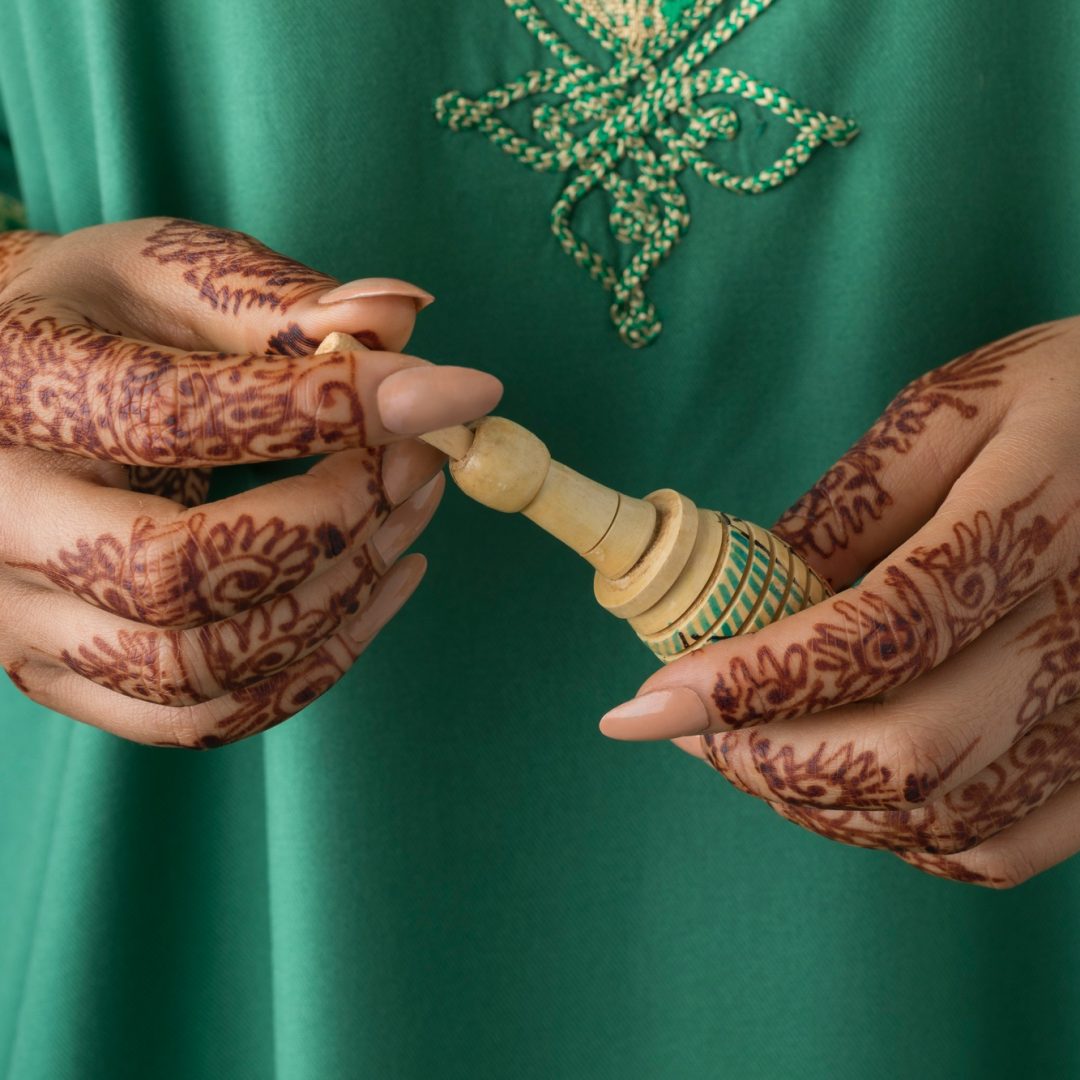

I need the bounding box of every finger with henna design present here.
[14,554,428,747]
[0,444,441,627]
[605,445,1076,740]
[9,479,442,705]
[700,559,1080,811]
[762,699,1080,857]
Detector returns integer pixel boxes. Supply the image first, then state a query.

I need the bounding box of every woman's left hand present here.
[599,316,1080,888]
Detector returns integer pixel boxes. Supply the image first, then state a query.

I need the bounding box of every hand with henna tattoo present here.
[0,218,503,747]
[599,319,1080,888]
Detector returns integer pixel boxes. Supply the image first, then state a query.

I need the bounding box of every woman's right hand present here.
[0,217,502,748]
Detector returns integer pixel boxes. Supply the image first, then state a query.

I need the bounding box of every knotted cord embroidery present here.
[436,0,858,348]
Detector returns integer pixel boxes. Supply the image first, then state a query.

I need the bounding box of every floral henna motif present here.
[127,466,212,508]
[147,638,359,749]
[905,476,1071,654]
[708,478,1072,730]
[9,486,385,629]
[772,326,1060,567]
[57,551,378,705]
[709,729,981,811]
[140,218,334,319]
[0,294,376,464]
[708,564,938,729]
[0,231,51,294]
[3,659,30,695]
[768,702,1080,855]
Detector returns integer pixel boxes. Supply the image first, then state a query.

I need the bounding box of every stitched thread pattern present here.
[436,0,858,347]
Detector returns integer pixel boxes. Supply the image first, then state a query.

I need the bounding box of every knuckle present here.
[958,845,1039,890]
[874,719,964,807]
[162,702,230,751]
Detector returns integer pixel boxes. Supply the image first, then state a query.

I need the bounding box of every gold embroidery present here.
[576,1,667,54]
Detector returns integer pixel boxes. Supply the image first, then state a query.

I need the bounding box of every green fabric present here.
[1,2,1079,1078]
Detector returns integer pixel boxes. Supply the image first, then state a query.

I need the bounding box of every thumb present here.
[63,217,431,356]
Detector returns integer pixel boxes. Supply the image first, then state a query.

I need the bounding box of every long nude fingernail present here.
[371,473,444,569]
[380,439,447,505]
[599,688,710,741]
[349,554,427,642]
[319,277,435,310]
[377,365,503,436]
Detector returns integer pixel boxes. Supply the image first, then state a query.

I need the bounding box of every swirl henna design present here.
[706,477,1073,732]
[0,294,379,465]
[769,702,1080,855]
[140,218,335,319]
[772,327,1062,567]
[1013,557,1080,731]
[709,564,939,729]
[9,486,385,629]
[56,551,379,705]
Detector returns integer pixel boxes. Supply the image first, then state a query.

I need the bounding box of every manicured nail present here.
[380,439,447,505]
[319,277,435,310]
[349,553,427,643]
[599,688,710,741]
[371,473,444,570]
[377,365,503,436]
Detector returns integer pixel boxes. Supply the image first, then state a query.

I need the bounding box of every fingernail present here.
[599,688,710,741]
[371,473,444,569]
[319,277,435,311]
[349,554,427,642]
[380,439,447,505]
[377,366,503,436]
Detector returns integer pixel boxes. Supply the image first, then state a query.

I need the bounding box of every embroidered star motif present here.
[436,0,858,348]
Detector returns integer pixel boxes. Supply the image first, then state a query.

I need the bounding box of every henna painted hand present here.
[0,218,503,746]
[600,319,1080,888]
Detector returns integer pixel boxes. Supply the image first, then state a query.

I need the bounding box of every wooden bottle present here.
[318,333,831,661]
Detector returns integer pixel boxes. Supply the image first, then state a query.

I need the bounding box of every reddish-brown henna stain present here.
[772,327,1060,569]
[9,466,386,629]
[767,702,1080,855]
[707,478,1071,732]
[57,551,379,705]
[140,218,334,317]
[0,294,377,464]
[4,659,30,694]
[127,466,212,508]
[1013,557,1080,731]
[712,729,981,811]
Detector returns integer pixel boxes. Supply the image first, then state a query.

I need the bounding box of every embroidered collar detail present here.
[436,0,858,348]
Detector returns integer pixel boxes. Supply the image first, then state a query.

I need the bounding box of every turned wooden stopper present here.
[317,331,831,661]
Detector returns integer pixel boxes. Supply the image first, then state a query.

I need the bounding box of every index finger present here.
[0,295,502,467]
[615,434,1077,736]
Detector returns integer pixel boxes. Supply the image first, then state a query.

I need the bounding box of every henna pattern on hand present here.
[9,478,386,629]
[707,478,1072,731]
[140,218,334,318]
[0,294,376,465]
[127,466,212,508]
[57,551,378,705]
[710,729,981,811]
[769,702,1080,855]
[772,327,1060,568]
[1013,557,1080,731]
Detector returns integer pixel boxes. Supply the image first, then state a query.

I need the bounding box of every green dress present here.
[1,3,1079,1077]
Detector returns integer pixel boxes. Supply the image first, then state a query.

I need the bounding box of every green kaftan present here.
[0,2,1078,1078]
